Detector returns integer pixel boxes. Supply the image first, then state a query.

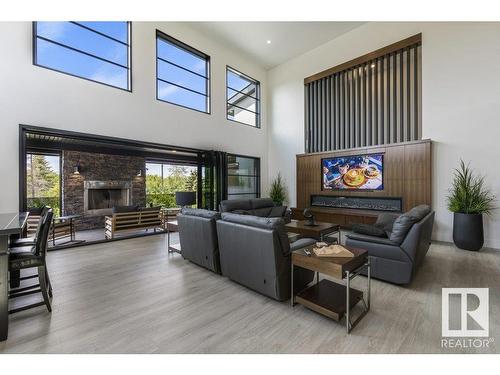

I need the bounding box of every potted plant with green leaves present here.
[269,172,288,206]
[447,160,495,251]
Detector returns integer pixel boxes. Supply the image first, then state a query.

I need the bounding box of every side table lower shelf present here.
[168,242,181,254]
[295,279,363,321]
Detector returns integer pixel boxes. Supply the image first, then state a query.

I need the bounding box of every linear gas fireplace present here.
[310,195,402,212]
[84,180,132,216]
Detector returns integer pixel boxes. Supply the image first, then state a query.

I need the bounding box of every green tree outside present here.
[26,154,61,216]
[146,165,197,208]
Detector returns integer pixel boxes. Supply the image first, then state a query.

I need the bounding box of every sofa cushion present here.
[352,223,387,238]
[375,212,399,237]
[345,234,410,262]
[112,205,139,213]
[346,232,398,246]
[250,198,275,210]
[389,214,418,245]
[269,206,287,218]
[220,199,252,213]
[181,207,221,220]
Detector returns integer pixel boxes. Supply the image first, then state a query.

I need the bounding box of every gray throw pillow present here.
[375,212,399,237]
[389,214,418,245]
[268,206,287,218]
[352,223,387,238]
[232,209,250,215]
[252,207,273,217]
[407,205,431,221]
[112,205,139,213]
[140,206,161,212]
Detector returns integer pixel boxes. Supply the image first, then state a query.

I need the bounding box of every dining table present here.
[0,212,28,342]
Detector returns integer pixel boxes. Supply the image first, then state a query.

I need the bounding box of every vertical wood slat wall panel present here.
[304,43,421,153]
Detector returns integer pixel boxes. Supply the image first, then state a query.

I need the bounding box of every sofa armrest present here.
[346,232,397,246]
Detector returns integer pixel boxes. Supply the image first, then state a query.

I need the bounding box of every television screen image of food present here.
[322,154,384,190]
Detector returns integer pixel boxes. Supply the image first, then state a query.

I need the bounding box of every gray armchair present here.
[216,213,315,301]
[346,205,435,284]
[177,208,221,274]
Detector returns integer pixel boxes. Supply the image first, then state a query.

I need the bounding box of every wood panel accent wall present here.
[294,139,431,227]
[304,34,422,153]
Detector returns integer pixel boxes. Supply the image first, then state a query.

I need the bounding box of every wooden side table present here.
[165,208,181,254]
[285,220,341,243]
[291,245,371,333]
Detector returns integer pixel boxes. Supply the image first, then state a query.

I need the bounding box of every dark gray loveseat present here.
[177,208,221,273]
[216,213,316,301]
[345,205,435,284]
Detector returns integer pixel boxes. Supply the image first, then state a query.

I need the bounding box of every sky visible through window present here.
[156,34,209,112]
[226,67,260,127]
[35,22,130,90]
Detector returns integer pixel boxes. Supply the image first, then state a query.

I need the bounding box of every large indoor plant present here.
[269,172,288,206]
[447,160,495,251]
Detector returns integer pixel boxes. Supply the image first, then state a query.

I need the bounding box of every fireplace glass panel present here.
[88,188,127,210]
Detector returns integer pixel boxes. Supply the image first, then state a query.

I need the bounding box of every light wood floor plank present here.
[0,234,498,353]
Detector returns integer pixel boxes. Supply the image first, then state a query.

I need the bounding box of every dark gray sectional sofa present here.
[346,205,435,284]
[177,198,316,301]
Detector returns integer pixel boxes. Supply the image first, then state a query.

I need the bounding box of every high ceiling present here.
[187,22,365,69]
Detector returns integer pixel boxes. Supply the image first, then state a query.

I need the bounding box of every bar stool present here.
[8,209,54,314]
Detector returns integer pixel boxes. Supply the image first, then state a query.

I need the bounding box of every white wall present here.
[0,21,268,212]
[268,22,500,249]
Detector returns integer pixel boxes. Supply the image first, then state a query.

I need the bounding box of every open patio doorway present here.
[19,125,206,250]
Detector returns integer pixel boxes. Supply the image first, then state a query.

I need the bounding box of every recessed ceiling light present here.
[266,40,272,44]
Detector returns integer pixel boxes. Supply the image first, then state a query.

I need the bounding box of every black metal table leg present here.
[0,235,9,341]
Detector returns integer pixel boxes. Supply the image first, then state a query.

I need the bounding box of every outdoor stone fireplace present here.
[84,180,132,216]
[62,150,146,230]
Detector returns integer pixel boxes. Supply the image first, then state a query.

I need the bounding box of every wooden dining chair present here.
[8,209,54,314]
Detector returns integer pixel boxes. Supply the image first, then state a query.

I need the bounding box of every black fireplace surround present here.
[310,195,402,212]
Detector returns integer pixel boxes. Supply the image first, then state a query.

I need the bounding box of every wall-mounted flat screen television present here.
[322,154,384,190]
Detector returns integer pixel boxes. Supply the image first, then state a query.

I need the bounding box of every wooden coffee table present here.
[285,220,340,243]
[291,245,371,333]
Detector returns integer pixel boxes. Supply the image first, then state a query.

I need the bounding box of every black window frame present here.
[226,153,260,200]
[156,30,211,114]
[226,66,261,128]
[32,21,132,92]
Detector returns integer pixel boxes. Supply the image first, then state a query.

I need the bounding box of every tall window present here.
[227,155,260,200]
[33,22,131,90]
[145,162,197,207]
[226,67,261,128]
[26,152,61,216]
[156,31,210,113]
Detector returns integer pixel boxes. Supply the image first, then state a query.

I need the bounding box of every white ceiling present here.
[187,22,365,69]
